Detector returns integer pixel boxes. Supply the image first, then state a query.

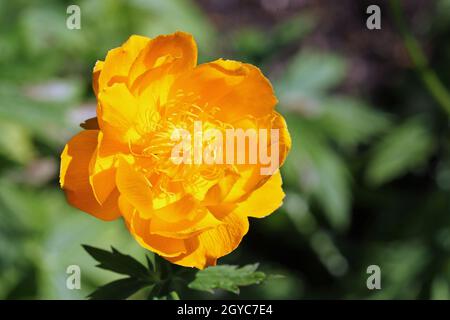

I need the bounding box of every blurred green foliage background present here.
[0,0,450,299]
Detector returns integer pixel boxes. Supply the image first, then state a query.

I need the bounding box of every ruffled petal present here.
[97,35,150,92]
[116,158,153,219]
[119,196,187,257]
[60,130,120,220]
[128,31,197,88]
[97,83,141,144]
[234,170,284,218]
[171,59,277,123]
[202,170,240,206]
[169,212,249,269]
[92,60,104,97]
[88,132,123,204]
[270,111,291,167]
[149,206,222,239]
[222,165,269,203]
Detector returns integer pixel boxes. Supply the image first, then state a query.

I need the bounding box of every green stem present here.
[390,0,450,116]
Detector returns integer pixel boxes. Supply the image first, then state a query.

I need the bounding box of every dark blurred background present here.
[0,0,450,299]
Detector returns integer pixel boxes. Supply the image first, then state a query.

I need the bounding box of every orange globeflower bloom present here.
[60,32,291,269]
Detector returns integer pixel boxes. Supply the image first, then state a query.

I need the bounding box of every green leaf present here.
[82,245,188,300]
[318,96,392,148]
[19,5,85,57]
[431,275,450,300]
[277,50,347,105]
[82,245,152,280]
[273,11,317,46]
[366,118,435,186]
[0,83,76,146]
[88,277,149,300]
[188,264,266,294]
[285,115,351,231]
[232,27,272,59]
[145,254,156,272]
[148,278,172,298]
[0,119,35,164]
[310,143,351,231]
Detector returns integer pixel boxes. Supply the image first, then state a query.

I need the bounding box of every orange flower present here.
[60,32,291,269]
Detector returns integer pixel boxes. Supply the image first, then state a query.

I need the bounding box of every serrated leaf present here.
[188,264,266,294]
[88,277,148,300]
[366,118,435,186]
[82,245,151,280]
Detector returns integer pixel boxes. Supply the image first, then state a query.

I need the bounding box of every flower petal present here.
[98,83,141,144]
[222,165,268,203]
[116,157,153,218]
[151,195,197,223]
[149,206,222,239]
[128,31,197,88]
[60,130,120,221]
[171,59,277,123]
[88,132,121,204]
[202,169,240,206]
[97,35,150,92]
[234,170,284,218]
[119,196,187,257]
[92,60,104,97]
[270,111,291,167]
[168,212,249,269]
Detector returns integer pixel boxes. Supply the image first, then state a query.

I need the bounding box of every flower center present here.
[128,90,231,199]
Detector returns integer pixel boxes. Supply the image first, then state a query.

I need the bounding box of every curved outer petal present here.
[234,170,285,218]
[88,148,116,204]
[149,206,222,239]
[168,212,249,269]
[170,59,277,123]
[271,111,291,167]
[202,169,240,206]
[97,83,141,144]
[150,196,198,223]
[118,196,187,258]
[128,31,197,89]
[129,32,198,109]
[97,35,150,92]
[60,130,120,221]
[88,131,126,204]
[220,166,268,204]
[116,157,153,219]
[95,35,151,141]
[92,60,104,97]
